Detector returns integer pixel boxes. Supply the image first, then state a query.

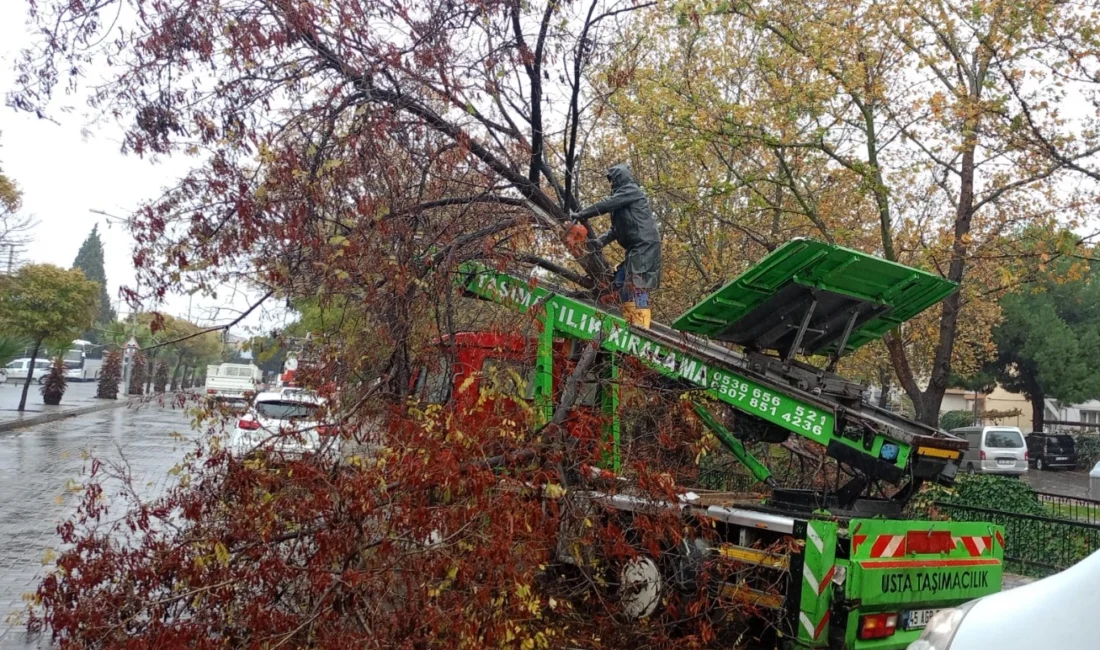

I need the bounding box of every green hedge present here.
[1074,434,1100,468]
[939,410,976,431]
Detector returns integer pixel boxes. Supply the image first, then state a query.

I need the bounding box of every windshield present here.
[255,401,319,420]
[986,429,1024,448]
[63,350,83,369]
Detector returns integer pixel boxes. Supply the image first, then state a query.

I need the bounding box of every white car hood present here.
[949,549,1100,649]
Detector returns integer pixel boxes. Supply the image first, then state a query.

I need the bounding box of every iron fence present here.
[936,501,1100,577]
[1034,490,1100,524]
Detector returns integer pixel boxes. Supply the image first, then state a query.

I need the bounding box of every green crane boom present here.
[456,239,965,489]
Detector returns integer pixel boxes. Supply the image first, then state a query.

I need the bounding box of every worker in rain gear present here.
[564,164,661,328]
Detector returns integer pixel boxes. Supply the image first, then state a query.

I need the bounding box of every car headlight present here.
[907,600,979,650]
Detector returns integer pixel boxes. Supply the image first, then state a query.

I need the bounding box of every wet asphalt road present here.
[0,404,197,648]
[1025,467,1092,498]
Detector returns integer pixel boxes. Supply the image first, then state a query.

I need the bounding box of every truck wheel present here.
[37,375,47,385]
[966,463,975,474]
[1036,458,1044,471]
[617,556,663,620]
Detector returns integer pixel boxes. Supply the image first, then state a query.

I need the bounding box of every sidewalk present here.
[0,382,129,433]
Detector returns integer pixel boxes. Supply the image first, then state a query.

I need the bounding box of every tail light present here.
[859,612,897,640]
[1025,451,1030,461]
[317,425,339,436]
[980,450,986,461]
[237,418,261,430]
[207,389,217,394]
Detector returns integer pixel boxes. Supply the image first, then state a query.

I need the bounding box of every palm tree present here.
[0,336,27,367]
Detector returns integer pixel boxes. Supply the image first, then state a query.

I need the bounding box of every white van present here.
[951,426,1028,476]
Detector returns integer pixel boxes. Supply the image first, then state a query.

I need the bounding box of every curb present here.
[0,398,132,433]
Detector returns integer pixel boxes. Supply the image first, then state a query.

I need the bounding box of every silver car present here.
[952,426,1028,476]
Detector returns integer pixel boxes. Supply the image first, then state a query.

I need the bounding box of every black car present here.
[1025,432,1078,470]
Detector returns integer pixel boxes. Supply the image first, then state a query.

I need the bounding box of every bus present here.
[62,340,102,382]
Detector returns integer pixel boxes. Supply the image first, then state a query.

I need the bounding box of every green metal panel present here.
[845,519,1004,608]
[672,239,957,356]
[535,316,555,427]
[600,356,621,472]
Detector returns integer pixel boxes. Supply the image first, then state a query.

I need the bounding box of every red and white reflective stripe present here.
[859,530,1000,559]
[952,535,992,557]
[802,563,835,596]
[869,534,907,558]
[799,610,831,640]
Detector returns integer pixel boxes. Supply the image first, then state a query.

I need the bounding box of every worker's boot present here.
[622,301,640,326]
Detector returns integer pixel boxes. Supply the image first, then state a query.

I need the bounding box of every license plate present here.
[997,459,1014,466]
[904,608,941,630]
[1057,456,1068,461]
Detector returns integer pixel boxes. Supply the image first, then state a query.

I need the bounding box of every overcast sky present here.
[0,2,283,336]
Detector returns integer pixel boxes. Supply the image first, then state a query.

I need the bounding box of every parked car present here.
[4,358,52,385]
[229,388,335,459]
[908,548,1100,650]
[1025,432,1077,471]
[951,426,1028,476]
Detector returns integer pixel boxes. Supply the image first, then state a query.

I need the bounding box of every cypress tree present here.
[71,224,117,345]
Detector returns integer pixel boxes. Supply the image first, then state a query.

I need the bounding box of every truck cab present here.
[205,362,263,402]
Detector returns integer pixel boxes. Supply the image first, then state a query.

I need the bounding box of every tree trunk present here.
[877,365,892,409]
[146,350,157,394]
[17,339,41,412]
[1031,390,1045,433]
[170,358,184,391]
[886,139,977,427]
[385,289,414,400]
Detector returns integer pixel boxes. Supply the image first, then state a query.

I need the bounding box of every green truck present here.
[440,239,1002,649]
